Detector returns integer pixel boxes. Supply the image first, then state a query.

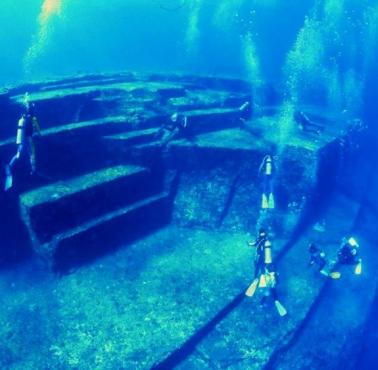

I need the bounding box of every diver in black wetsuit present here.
[294,110,324,135]
[259,265,287,316]
[308,243,328,276]
[238,101,253,126]
[337,237,361,265]
[4,96,41,191]
[248,228,274,281]
[156,112,188,147]
[330,237,362,277]
[258,155,275,209]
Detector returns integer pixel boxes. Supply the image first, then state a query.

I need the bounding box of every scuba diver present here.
[258,154,275,209]
[307,242,341,279]
[245,243,287,317]
[238,101,252,126]
[308,243,328,276]
[331,237,362,277]
[155,112,188,148]
[259,265,288,317]
[4,93,41,191]
[247,228,270,280]
[294,110,324,135]
[308,243,342,279]
[245,229,287,317]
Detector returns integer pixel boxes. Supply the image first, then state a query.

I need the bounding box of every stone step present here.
[142,108,240,136]
[0,115,130,152]
[99,108,251,167]
[0,116,136,191]
[167,91,249,112]
[38,73,137,93]
[19,165,159,247]
[169,112,339,154]
[11,81,186,104]
[102,128,159,147]
[6,72,136,95]
[50,192,171,272]
[7,81,185,130]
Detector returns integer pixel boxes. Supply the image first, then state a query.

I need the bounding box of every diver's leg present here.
[29,138,36,174]
[271,287,278,301]
[308,120,324,131]
[9,146,22,169]
[262,177,269,208]
[5,147,22,191]
[254,257,262,280]
[268,177,275,209]
[304,120,323,134]
[268,177,274,194]
[273,289,287,316]
[160,129,175,147]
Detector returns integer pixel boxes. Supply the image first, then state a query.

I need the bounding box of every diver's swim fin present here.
[268,193,275,209]
[274,300,288,317]
[355,261,362,275]
[4,166,13,191]
[262,194,268,209]
[320,269,329,277]
[330,271,341,279]
[259,274,267,288]
[245,279,258,297]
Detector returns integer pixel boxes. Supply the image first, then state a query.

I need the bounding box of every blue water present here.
[0,1,316,85]
[1,1,378,369]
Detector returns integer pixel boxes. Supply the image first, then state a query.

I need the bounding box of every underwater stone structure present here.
[0,72,376,368]
[0,72,352,270]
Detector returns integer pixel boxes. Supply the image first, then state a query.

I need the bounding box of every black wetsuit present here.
[259,159,274,196]
[294,111,324,134]
[9,114,36,170]
[157,114,188,146]
[250,235,269,279]
[337,244,359,265]
[309,245,327,271]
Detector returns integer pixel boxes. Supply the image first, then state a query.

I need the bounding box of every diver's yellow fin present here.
[268,193,275,209]
[330,271,341,279]
[4,172,13,191]
[259,274,267,288]
[262,194,268,209]
[275,300,288,317]
[245,279,258,297]
[355,261,362,275]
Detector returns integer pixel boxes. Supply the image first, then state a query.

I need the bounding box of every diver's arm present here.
[32,117,42,135]
[301,111,311,124]
[258,160,264,177]
[309,255,315,265]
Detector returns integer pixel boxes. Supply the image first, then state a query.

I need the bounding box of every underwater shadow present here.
[0,190,33,269]
[151,292,245,369]
[356,285,378,370]
[262,281,332,370]
[216,172,242,228]
[277,140,342,259]
[53,170,180,275]
[53,198,172,275]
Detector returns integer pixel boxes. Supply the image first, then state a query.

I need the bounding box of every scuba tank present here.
[265,157,272,175]
[16,114,34,145]
[264,240,273,264]
[16,116,26,145]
